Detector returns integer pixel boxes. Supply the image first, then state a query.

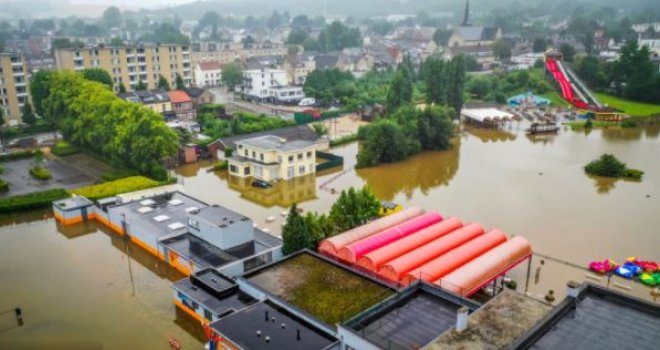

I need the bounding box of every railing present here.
[316,151,344,172]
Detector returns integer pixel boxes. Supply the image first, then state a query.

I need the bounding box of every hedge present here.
[51,140,79,156]
[30,166,52,180]
[0,179,8,192]
[101,169,138,182]
[0,149,43,162]
[1,123,56,140]
[0,188,71,214]
[70,176,162,201]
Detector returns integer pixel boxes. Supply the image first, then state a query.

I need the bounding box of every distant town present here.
[0,0,659,349]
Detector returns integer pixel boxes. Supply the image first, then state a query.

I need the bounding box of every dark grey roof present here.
[161,233,240,268]
[210,301,339,350]
[211,125,319,150]
[314,53,340,70]
[457,26,499,41]
[193,205,249,227]
[172,275,256,316]
[523,284,660,350]
[345,283,480,349]
[118,89,170,105]
[237,135,317,152]
[482,27,500,41]
[184,87,205,98]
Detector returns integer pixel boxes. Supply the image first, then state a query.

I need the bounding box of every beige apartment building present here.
[54,44,192,92]
[0,53,30,126]
[192,45,287,65]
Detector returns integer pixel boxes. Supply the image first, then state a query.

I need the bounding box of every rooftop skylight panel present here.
[137,206,154,214]
[168,199,184,206]
[168,222,186,230]
[153,215,170,222]
[140,199,155,206]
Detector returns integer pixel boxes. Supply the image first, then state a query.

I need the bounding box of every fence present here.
[294,111,340,125]
[316,151,344,172]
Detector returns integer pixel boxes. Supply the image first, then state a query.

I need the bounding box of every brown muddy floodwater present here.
[0,123,659,349]
[0,219,205,349]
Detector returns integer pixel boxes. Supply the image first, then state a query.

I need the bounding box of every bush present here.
[101,169,138,182]
[330,134,359,147]
[584,119,593,128]
[624,168,644,180]
[70,176,162,200]
[212,161,228,171]
[51,140,79,156]
[0,179,8,192]
[621,120,638,128]
[0,188,70,214]
[30,166,52,180]
[0,149,42,162]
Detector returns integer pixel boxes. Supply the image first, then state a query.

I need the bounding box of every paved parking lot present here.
[0,153,110,197]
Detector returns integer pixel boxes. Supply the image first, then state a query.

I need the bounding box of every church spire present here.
[462,0,470,26]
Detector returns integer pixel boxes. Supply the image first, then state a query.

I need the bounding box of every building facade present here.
[193,61,222,88]
[227,135,318,181]
[0,53,30,126]
[118,89,172,115]
[54,44,192,92]
[241,68,304,103]
[167,90,196,120]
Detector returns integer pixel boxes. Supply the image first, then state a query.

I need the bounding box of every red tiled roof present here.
[197,61,223,71]
[167,90,192,103]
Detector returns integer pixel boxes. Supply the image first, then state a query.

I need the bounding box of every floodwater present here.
[1,122,659,348]
[0,219,205,350]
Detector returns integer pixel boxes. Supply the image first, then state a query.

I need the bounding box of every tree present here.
[386,66,413,111]
[109,37,124,47]
[493,39,512,59]
[80,68,113,89]
[158,75,171,90]
[328,187,380,233]
[318,21,362,52]
[135,79,147,91]
[291,15,310,29]
[532,38,547,53]
[282,203,314,255]
[22,102,36,125]
[446,55,466,116]
[118,82,127,93]
[0,105,4,127]
[433,28,452,47]
[287,29,310,46]
[357,119,412,167]
[221,63,243,90]
[559,43,576,63]
[102,6,122,29]
[242,35,256,49]
[29,70,55,117]
[424,57,447,104]
[267,10,284,30]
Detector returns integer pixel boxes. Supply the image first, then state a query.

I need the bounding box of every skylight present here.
[168,199,184,206]
[140,199,155,206]
[168,222,186,230]
[137,206,153,214]
[153,215,170,222]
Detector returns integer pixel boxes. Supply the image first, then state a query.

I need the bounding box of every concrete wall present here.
[337,326,381,350]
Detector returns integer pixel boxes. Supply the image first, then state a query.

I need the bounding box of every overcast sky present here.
[69,0,197,9]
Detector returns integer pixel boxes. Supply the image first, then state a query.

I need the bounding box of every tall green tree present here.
[158,75,171,90]
[22,102,36,125]
[80,68,113,89]
[29,70,55,117]
[559,43,576,63]
[117,82,127,93]
[282,203,313,255]
[221,63,243,90]
[424,57,447,105]
[135,79,147,91]
[446,55,465,116]
[175,74,185,90]
[328,187,381,233]
[102,6,122,29]
[386,66,413,111]
[493,39,512,59]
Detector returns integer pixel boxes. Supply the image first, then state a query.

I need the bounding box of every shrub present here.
[330,134,359,147]
[0,149,42,162]
[30,166,52,180]
[212,161,228,171]
[584,154,626,178]
[584,119,593,128]
[0,188,70,214]
[70,176,162,200]
[51,140,79,156]
[101,169,138,182]
[621,120,638,128]
[0,179,9,192]
[624,168,644,180]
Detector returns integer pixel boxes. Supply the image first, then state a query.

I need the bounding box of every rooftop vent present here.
[137,206,154,214]
[265,336,270,343]
[140,199,155,206]
[153,215,170,222]
[185,206,200,214]
[168,199,184,206]
[256,330,261,337]
[168,222,186,230]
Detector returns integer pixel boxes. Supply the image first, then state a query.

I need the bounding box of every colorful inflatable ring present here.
[640,273,657,286]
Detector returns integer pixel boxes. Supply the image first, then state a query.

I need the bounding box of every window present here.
[297,153,303,160]
[254,165,263,178]
[244,149,248,156]
[229,165,238,173]
[306,151,312,159]
[299,165,305,175]
[260,153,264,161]
[288,155,294,162]
[203,308,213,321]
[252,151,256,158]
[243,167,250,175]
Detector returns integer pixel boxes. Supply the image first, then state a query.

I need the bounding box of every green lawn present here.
[539,91,571,107]
[594,93,660,116]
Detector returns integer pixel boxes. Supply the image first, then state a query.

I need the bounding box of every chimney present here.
[566,280,581,299]
[456,307,469,333]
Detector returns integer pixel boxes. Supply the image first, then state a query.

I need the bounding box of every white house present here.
[194,61,223,88]
[241,68,304,103]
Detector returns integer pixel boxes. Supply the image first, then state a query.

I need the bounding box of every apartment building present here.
[227,135,319,181]
[191,45,287,65]
[54,44,192,92]
[193,61,222,88]
[0,53,30,126]
[241,68,304,103]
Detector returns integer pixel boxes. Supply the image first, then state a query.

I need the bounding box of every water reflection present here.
[0,209,52,227]
[222,172,318,208]
[356,138,460,201]
[465,127,517,143]
[176,160,213,178]
[588,174,642,195]
[526,134,557,146]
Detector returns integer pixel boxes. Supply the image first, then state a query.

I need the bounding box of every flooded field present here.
[0,123,658,348]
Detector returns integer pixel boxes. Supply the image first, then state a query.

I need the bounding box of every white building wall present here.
[243,69,289,98]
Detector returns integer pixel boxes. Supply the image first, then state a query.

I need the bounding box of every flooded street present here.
[0,123,658,348]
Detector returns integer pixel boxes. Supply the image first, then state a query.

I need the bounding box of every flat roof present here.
[427,290,552,349]
[237,135,317,152]
[461,108,518,122]
[192,205,251,228]
[173,277,256,316]
[53,196,93,211]
[108,192,207,241]
[210,301,338,350]
[243,251,395,326]
[347,283,480,349]
[520,284,660,349]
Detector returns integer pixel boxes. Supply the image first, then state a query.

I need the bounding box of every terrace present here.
[243,251,396,327]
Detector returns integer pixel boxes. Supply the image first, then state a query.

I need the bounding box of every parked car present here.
[298,98,316,107]
[252,180,272,188]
